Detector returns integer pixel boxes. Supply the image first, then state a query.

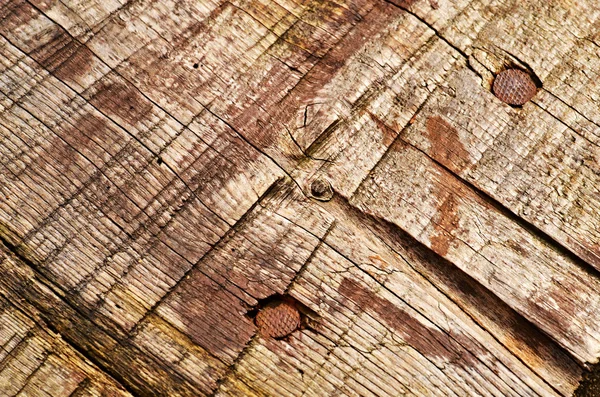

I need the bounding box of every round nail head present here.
[310,179,333,201]
[493,69,537,106]
[255,300,300,338]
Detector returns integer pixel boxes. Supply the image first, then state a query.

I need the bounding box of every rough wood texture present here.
[1,0,600,396]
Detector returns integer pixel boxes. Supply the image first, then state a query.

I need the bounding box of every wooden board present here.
[1,0,600,395]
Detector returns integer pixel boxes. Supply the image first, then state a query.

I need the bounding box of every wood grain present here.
[1,0,599,395]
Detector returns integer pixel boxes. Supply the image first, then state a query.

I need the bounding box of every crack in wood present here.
[128,177,286,337]
[403,134,600,281]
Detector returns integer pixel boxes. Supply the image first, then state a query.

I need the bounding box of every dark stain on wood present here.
[25,131,92,196]
[30,30,75,70]
[430,193,460,257]
[89,81,153,126]
[67,112,127,158]
[2,2,99,90]
[229,0,401,153]
[53,45,96,84]
[0,1,39,44]
[425,116,471,173]
[164,269,256,364]
[338,277,479,368]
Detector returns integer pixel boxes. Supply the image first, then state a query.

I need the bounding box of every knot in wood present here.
[492,69,537,106]
[255,300,300,338]
[310,178,333,201]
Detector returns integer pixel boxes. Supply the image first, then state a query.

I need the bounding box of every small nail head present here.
[310,179,333,201]
[255,300,301,338]
[493,69,537,106]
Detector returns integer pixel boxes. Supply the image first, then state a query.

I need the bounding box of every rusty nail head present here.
[255,300,301,338]
[493,69,537,106]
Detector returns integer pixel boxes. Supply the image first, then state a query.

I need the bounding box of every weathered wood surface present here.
[1,0,600,395]
[0,257,132,397]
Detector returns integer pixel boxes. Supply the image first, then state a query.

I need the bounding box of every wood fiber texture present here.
[1,0,600,396]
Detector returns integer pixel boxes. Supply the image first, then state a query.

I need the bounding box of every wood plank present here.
[0,241,214,396]
[394,0,600,270]
[319,193,583,396]
[2,0,600,395]
[0,291,130,396]
[351,139,600,364]
[214,183,581,396]
[0,20,283,338]
[400,68,600,269]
